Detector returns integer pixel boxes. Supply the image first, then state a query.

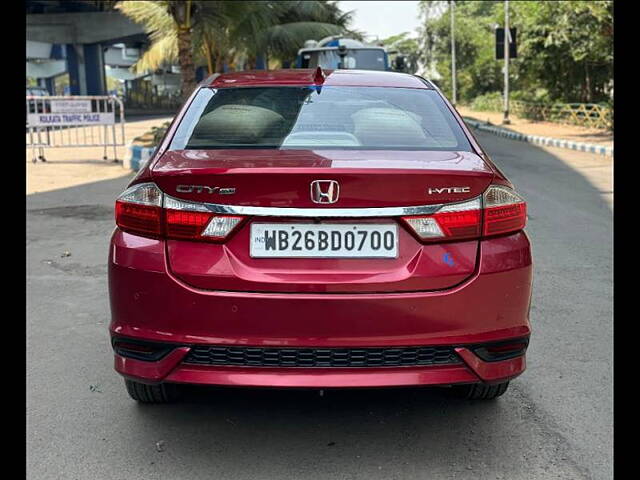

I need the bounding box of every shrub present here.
[151,122,172,145]
[132,121,172,147]
[470,92,502,112]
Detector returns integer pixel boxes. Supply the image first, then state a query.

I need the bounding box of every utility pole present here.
[503,0,510,124]
[450,1,456,105]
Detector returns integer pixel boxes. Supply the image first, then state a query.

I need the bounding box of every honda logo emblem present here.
[310,180,340,204]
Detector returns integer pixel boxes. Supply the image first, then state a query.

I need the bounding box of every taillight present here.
[201,215,244,239]
[115,183,163,237]
[402,197,481,242]
[165,209,213,239]
[401,185,526,242]
[483,185,527,236]
[115,183,244,241]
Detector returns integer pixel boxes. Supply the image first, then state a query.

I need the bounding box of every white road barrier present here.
[26,95,126,163]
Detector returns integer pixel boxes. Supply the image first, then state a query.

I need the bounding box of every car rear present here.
[109,70,532,402]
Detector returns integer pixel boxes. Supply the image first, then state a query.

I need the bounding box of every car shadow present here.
[127,384,517,477]
[27,173,135,210]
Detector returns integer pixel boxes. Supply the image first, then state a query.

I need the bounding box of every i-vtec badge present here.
[176,185,236,195]
[427,186,471,195]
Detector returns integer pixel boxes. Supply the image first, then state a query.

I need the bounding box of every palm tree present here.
[116,1,203,101]
[116,1,356,99]
[250,1,359,67]
[199,1,281,73]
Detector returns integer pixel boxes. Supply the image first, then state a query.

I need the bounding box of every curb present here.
[463,118,613,157]
[124,144,156,171]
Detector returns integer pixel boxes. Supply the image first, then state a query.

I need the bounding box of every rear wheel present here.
[124,379,180,403]
[451,381,510,400]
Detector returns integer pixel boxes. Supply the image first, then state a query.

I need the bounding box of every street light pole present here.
[450,1,456,106]
[503,0,510,124]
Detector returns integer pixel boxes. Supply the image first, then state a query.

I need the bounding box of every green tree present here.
[417,0,613,104]
[419,1,503,102]
[380,32,421,74]
[514,1,613,103]
[116,0,202,101]
[258,1,357,66]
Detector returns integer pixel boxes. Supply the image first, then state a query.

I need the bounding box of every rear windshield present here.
[170,86,472,151]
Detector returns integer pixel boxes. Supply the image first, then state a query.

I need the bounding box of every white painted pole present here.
[450,1,457,106]
[503,0,510,124]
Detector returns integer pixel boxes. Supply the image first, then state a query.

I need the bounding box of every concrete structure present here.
[25,1,262,98]
[26,2,148,95]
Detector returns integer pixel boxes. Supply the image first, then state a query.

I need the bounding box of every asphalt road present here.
[26,131,613,480]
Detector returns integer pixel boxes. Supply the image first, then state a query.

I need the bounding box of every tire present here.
[451,381,510,400]
[124,379,180,403]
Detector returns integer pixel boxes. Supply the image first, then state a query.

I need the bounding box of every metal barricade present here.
[26,95,126,163]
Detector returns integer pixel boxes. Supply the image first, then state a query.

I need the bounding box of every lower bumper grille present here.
[183,345,461,368]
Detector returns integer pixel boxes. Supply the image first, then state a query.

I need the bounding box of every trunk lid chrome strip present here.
[163,193,482,218]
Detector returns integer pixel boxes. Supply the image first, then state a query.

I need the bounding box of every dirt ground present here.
[26,115,173,194]
[456,106,613,148]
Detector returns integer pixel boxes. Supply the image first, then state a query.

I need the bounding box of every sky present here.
[339,1,422,42]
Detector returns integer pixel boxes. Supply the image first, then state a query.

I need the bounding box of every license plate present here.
[250,223,398,258]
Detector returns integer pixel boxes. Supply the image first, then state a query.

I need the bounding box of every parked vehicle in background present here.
[296,36,406,71]
[109,68,532,403]
[26,86,50,97]
[26,86,51,114]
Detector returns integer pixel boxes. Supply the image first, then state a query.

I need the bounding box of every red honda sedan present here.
[109,69,532,403]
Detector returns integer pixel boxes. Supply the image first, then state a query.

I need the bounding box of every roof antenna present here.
[313,66,325,85]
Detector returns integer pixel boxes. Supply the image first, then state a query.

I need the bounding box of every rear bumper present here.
[108,229,532,388]
[114,348,526,388]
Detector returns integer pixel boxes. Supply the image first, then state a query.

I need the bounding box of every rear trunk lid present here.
[152,149,494,293]
[152,149,493,207]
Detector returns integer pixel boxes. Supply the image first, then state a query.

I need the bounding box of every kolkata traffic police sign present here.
[27,99,115,127]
